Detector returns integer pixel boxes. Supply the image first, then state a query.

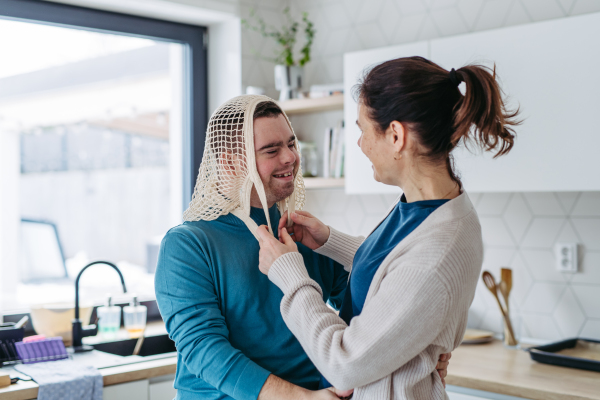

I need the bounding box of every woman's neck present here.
[397,164,461,203]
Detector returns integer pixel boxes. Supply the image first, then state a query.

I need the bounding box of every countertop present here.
[3,337,600,400]
[0,321,176,400]
[446,339,600,400]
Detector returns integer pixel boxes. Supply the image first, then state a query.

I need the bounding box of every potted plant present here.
[242,7,315,102]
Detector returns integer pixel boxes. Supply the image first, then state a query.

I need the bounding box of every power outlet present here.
[555,243,578,272]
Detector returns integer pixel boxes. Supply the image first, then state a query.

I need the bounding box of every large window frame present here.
[0,0,207,320]
[0,0,208,205]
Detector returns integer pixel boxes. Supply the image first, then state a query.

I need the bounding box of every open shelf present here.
[303,177,345,189]
[279,95,343,115]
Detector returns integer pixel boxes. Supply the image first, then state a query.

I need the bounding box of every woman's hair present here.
[354,56,521,188]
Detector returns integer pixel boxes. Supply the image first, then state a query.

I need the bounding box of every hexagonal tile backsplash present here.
[304,190,600,341]
[241,0,600,341]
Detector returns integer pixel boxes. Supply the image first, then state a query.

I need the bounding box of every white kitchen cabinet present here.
[103,379,149,400]
[102,376,176,400]
[344,12,600,193]
[149,374,177,400]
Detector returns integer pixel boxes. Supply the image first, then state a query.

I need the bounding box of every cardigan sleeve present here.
[314,226,364,273]
[268,252,450,391]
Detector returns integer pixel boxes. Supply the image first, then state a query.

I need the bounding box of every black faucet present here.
[72,261,127,352]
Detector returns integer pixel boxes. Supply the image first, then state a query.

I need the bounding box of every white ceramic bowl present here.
[29,302,93,345]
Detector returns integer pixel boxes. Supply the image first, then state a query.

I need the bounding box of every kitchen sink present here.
[92,334,176,357]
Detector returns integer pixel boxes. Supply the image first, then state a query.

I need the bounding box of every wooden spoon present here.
[500,268,513,345]
[500,268,513,311]
[482,271,517,346]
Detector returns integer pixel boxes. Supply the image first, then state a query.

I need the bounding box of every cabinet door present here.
[103,380,149,400]
[149,380,177,400]
[344,12,600,193]
[430,12,600,192]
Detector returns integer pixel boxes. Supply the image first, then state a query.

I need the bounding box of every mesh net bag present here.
[182,94,305,240]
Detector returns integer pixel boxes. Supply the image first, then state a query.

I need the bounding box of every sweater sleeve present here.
[268,252,450,391]
[155,231,271,400]
[314,226,364,272]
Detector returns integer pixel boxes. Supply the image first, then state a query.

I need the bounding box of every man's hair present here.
[253,101,283,119]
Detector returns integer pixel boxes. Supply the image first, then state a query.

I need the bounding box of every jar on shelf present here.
[298,141,318,177]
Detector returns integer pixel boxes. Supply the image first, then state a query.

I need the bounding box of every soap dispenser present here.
[97,295,121,337]
[123,296,146,338]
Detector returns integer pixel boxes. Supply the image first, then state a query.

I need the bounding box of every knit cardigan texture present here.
[267,192,483,400]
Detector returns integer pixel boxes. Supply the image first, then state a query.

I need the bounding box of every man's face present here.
[252,114,299,207]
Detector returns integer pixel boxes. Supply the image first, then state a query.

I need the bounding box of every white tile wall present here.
[241,0,600,341]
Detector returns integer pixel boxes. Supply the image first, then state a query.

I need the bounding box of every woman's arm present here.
[279,211,364,272]
[314,226,364,273]
[256,227,451,391]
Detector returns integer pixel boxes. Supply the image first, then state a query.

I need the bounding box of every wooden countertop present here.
[4,338,600,400]
[446,340,600,400]
[0,356,176,400]
[0,321,176,400]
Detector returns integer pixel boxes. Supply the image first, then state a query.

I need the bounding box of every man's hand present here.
[257,225,298,275]
[436,352,451,387]
[258,375,343,400]
[278,211,330,250]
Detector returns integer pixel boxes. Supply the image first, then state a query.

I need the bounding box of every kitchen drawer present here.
[103,379,149,400]
[447,385,530,400]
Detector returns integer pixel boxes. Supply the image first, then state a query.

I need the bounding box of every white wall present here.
[243,0,600,341]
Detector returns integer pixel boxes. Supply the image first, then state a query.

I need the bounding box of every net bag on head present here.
[182,94,305,240]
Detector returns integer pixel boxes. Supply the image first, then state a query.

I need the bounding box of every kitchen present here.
[1,0,600,399]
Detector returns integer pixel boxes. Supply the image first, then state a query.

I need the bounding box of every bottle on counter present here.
[97,295,121,337]
[123,296,147,338]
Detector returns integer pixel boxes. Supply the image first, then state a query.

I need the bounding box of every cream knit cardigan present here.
[267,192,483,400]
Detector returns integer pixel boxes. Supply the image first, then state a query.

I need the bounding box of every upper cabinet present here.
[344,12,600,194]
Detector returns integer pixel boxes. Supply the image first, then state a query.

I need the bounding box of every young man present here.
[154,96,449,400]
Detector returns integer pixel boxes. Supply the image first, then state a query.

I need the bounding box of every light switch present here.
[555,243,578,273]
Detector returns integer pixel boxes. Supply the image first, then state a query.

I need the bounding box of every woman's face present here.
[357,103,401,185]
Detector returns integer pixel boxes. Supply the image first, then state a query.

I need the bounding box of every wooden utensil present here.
[500,268,513,343]
[482,271,518,346]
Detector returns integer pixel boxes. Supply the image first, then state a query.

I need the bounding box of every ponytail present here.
[452,65,520,158]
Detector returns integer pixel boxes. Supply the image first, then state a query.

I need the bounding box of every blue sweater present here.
[339,195,449,323]
[155,206,348,400]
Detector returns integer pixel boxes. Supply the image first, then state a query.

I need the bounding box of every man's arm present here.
[155,230,272,400]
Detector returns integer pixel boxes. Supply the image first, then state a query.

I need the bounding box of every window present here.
[0,0,207,313]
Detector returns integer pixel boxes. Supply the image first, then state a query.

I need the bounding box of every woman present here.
[256,56,519,399]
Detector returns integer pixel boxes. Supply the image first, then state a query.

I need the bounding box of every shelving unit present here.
[279,95,343,115]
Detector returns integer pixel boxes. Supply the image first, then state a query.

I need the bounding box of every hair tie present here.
[449,68,462,86]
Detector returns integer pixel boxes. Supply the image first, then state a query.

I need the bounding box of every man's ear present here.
[218,151,238,176]
[388,120,406,154]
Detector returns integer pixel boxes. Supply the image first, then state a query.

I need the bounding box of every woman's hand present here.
[279,211,330,250]
[436,352,451,387]
[327,387,354,399]
[257,225,298,275]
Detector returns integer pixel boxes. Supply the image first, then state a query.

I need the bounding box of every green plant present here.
[242,7,315,67]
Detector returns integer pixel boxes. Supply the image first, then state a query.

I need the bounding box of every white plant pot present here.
[274,65,304,102]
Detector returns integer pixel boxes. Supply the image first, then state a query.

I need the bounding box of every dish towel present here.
[15,359,103,400]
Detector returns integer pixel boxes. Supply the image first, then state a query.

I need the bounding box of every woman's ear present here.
[388,120,406,154]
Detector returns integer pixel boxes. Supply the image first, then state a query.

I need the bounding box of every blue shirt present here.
[321,195,448,389]
[154,205,348,400]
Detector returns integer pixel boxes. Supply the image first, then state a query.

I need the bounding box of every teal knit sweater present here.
[154,206,348,400]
